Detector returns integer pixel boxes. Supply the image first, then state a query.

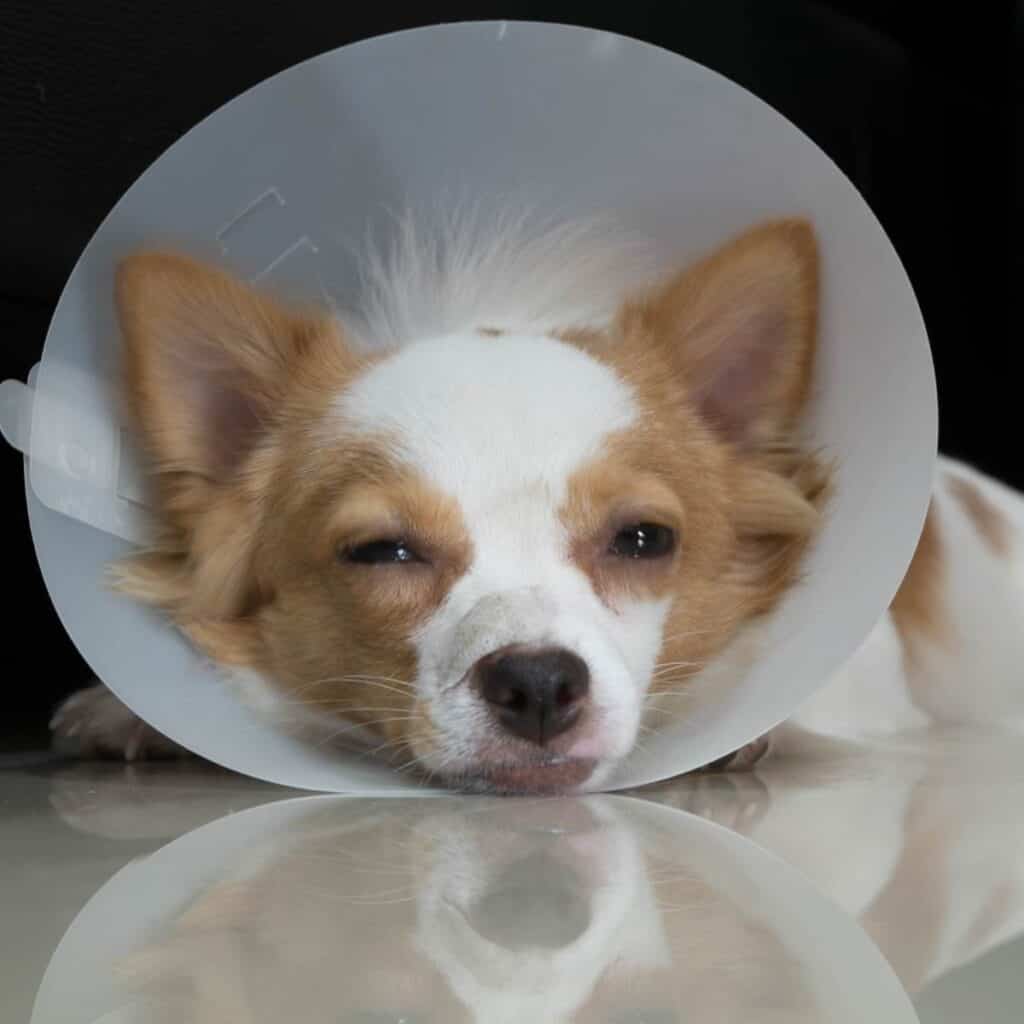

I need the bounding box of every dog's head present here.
[115,217,827,793]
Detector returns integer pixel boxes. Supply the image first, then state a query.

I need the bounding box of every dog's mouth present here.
[439,757,599,795]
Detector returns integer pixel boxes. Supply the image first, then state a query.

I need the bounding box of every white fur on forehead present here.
[342,205,658,348]
[337,332,638,506]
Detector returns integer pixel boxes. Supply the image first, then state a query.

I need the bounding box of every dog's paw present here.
[700,731,775,773]
[50,683,190,761]
[683,772,773,834]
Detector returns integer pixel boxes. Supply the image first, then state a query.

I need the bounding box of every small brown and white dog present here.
[50,211,1024,793]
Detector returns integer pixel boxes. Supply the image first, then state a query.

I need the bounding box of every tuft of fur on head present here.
[111,211,831,792]
[345,202,660,348]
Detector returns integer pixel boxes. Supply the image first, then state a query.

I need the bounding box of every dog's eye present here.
[344,539,423,565]
[609,523,676,559]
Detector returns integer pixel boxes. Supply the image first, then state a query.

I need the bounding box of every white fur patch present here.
[339,331,637,507]
[337,331,668,778]
[791,454,1024,741]
[905,458,1024,726]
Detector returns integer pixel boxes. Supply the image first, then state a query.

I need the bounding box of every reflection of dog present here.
[649,728,1024,997]
[104,799,823,1023]
[53,213,833,792]
[46,761,279,841]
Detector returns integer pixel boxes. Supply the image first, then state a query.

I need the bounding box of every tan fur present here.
[948,475,1012,556]
[890,504,952,666]
[115,251,362,623]
[615,220,818,444]
[113,218,829,773]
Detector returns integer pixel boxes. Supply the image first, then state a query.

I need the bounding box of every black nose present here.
[477,647,590,745]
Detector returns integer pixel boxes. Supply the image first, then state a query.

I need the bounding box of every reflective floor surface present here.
[3,727,1023,1022]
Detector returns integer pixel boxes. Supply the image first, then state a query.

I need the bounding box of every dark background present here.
[1,1,1018,741]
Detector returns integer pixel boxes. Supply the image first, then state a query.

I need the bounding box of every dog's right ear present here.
[116,251,344,490]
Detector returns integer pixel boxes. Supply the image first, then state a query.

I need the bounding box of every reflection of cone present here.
[33,795,917,1024]
[6,22,934,794]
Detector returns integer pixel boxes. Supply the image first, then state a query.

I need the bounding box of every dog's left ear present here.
[115,251,344,488]
[113,251,356,627]
[618,220,819,445]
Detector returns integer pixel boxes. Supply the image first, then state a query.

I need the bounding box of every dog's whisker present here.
[642,698,696,714]
[651,656,707,671]
[283,674,416,700]
[656,626,718,646]
[389,754,430,779]
[268,700,413,713]
[313,715,420,749]
[651,657,704,670]
[645,685,701,700]
[650,665,703,680]
[338,674,416,691]
[646,667,706,691]
[356,733,420,763]
[641,707,682,720]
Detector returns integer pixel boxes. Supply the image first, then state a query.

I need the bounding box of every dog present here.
[49,210,1024,793]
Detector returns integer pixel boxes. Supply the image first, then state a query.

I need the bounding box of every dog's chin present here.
[434,756,602,796]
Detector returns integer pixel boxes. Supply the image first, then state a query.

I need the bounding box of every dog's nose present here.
[477,647,590,745]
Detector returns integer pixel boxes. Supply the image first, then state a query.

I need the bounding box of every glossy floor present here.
[3,727,1022,1022]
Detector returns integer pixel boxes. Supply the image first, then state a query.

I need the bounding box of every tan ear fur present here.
[116,251,334,485]
[113,251,357,641]
[617,219,819,445]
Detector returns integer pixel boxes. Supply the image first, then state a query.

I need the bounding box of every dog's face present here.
[115,219,826,793]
